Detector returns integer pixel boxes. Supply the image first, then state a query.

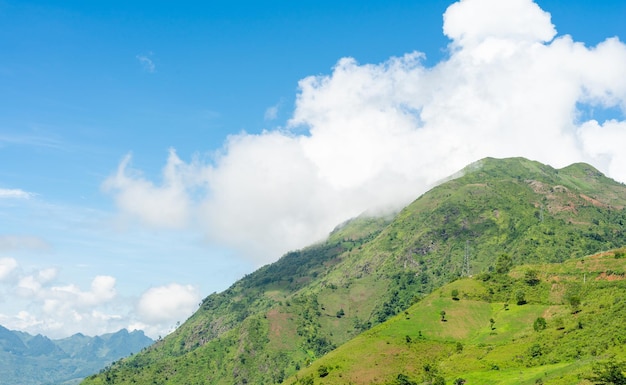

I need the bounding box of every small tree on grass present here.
[533,317,547,332]
[529,343,543,358]
[451,289,459,300]
[515,290,526,305]
[524,269,540,286]
[393,374,417,385]
[440,310,446,322]
[489,318,496,330]
[422,363,444,385]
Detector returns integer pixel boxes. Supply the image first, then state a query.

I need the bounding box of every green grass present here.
[458,361,577,385]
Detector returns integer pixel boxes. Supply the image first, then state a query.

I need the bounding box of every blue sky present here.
[1,0,625,338]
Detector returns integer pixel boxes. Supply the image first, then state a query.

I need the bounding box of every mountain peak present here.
[460,156,556,180]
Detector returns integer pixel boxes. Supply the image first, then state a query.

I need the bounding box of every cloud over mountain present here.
[105,0,626,264]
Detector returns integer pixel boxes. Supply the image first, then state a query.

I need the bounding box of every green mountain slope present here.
[82,157,626,385]
[284,248,626,385]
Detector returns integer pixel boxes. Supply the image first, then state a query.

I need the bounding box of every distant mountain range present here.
[0,325,153,385]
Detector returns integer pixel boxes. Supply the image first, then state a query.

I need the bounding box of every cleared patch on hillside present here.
[266,307,298,350]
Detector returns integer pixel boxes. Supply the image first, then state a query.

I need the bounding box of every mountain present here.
[0,328,153,385]
[81,157,626,385]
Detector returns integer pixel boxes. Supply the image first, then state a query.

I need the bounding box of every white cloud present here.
[0,199,216,339]
[17,275,44,296]
[0,188,34,199]
[264,102,280,121]
[0,258,18,281]
[136,283,200,336]
[105,0,626,265]
[102,150,202,229]
[0,311,44,330]
[37,267,57,282]
[49,275,116,307]
[0,235,50,251]
[136,53,156,73]
[578,119,626,182]
[201,132,343,261]
[3,268,127,338]
[443,0,556,48]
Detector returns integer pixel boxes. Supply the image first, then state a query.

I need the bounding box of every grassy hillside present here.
[285,248,626,385]
[82,157,626,385]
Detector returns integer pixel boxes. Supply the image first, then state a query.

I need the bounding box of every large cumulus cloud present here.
[105,0,626,264]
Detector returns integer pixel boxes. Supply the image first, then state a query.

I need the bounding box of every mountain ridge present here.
[0,326,153,385]
[81,157,626,385]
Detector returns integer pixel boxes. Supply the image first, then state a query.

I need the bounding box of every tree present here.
[489,318,496,330]
[524,269,540,286]
[440,310,446,322]
[515,290,526,305]
[454,379,467,385]
[336,308,345,318]
[495,253,513,274]
[529,343,543,358]
[422,363,443,385]
[451,289,459,300]
[393,374,417,385]
[533,317,547,332]
[317,365,329,378]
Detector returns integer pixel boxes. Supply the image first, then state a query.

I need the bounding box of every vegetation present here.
[283,249,626,384]
[589,359,626,384]
[81,157,626,385]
